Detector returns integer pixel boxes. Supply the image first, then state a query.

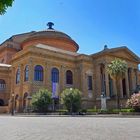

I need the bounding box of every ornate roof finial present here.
[47,22,54,29]
[104,45,108,50]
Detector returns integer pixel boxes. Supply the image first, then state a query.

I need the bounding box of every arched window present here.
[87,76,93,90]
[24,65,29,81]
[51,68,59,83]
[34,65,43,81]
[66,70,73,85]
[16,68,20,84]
[0,79,6,90]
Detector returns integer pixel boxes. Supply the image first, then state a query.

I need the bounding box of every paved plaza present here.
[0,116,140,140]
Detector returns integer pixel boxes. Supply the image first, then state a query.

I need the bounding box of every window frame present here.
[66,70,73,85]
[34,65,44,81]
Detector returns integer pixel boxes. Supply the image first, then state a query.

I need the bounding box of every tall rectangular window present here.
[88,76,93,90]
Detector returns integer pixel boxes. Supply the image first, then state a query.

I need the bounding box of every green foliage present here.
[31,89,52,112]
[0,0,14,15]
[120,108,134,113]
[107,58,127,80]
[80,109,87,113]
[61,88,81,112]
[107,58,128,109]
[85,108,134,114]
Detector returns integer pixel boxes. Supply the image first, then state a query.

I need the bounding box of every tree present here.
[31,89,52,112]
[107,58,127,109]
[126,92,140,112]
[61,88,81,113]
[0,0,14,15]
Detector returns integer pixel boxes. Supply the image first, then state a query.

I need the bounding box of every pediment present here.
[108,47,140,63]
[110,51,136,61]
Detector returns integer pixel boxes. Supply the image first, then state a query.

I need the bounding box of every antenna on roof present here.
[47,22,54,29]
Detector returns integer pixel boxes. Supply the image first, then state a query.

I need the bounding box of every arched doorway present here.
[51,68,59,110]
[51,68,59,97]
[23,93,28,110]
[0,99,4,106]
[100,64,106,96]
[15,95,19,112]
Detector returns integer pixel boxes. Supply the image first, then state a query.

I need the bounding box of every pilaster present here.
[60,65,65,94]
[105,65,109,98]
[125,71,130,98]
[29,58,34,94]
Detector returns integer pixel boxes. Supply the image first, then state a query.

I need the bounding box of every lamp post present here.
[11,93,15,116]
[27,95,32,114]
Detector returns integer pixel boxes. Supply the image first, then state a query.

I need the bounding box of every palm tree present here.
[107,58,128,109]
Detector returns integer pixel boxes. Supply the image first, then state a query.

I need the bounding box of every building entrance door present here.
[122,79,126,97]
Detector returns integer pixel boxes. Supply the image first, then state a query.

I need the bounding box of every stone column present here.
[96,64,101,99]
[125,71,130,98]
[136,69,138,86]
[29,59,34,94]
[11,67,15,94]
[105,65,109,98]
[131,68,135,91]
[80,64,87,98]
[46,63,51,91]
[19,64,24,112]
[60,65,65,95]
[74,68,78,89]
[44,63,47,87]
[128,68,133,94]
[134,69,138,88]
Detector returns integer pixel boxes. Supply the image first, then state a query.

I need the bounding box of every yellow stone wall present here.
[0,44,139,112]
[0,67,11,106]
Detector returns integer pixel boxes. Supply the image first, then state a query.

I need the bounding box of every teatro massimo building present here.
[0,22,140,113]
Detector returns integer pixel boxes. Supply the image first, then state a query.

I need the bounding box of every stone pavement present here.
[0,116,140,140]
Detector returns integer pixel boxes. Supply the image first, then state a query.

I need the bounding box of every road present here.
[0,116,140,140]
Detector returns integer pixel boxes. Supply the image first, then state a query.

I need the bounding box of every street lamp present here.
[11,93,15,116]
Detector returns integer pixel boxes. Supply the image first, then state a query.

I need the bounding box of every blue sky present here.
[0,0,140,55]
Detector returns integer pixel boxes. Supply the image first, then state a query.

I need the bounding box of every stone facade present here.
[0,24,140,112]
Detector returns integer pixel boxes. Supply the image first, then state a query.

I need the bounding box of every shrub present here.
[126,93,140,112]
[32,89,52,112]
[80,109,87,113]
[87,109,97,112]
[61,88,81,113]
[120,108,134,113]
